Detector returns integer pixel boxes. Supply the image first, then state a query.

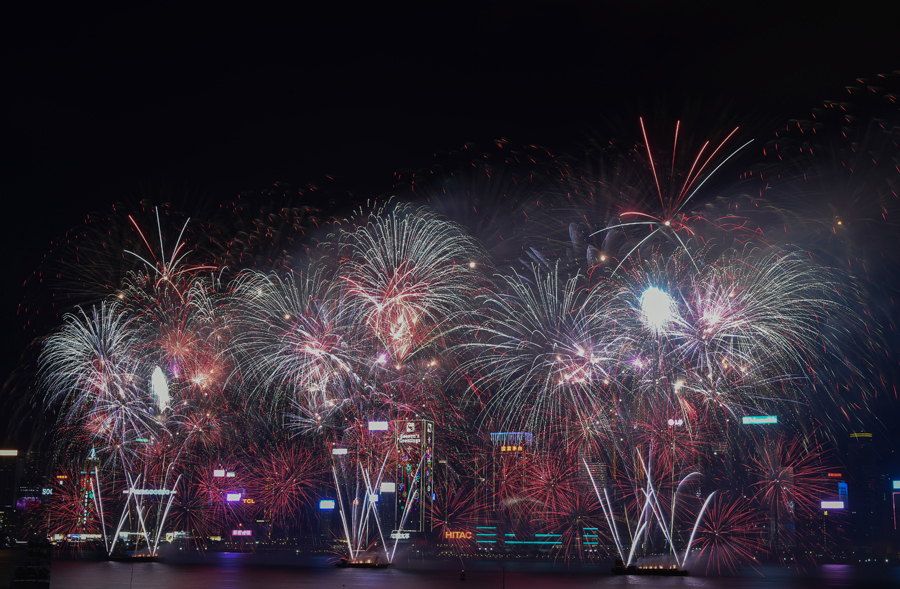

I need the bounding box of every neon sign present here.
[380,482,396,493]
[226,493,242,502]
[444,531,473,540]
[213,469,225,477]
[319,500,336,510]
[742,415,777,424]
[490,432,533,446]
[827,473,842,478]
[368,421,389,431]
[231,529,252,536]
[821,501,844,509]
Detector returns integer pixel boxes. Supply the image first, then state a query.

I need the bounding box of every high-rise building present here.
[0,449,22,535]
[76,449,101,533]
[847,432,882,559]
[392,419,434,534]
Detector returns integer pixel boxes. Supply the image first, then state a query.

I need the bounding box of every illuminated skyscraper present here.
[393,419,434,534]
[75,448,101,533]
[0,450,21,534]
[847,432,880,558]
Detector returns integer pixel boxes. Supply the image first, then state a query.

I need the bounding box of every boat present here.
[335,555,390,568]
[107,552,162,562]
[611,559,688,576]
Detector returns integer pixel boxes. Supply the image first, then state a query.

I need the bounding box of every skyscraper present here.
[0,450,22,537]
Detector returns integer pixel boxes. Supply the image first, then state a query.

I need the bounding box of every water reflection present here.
[47,558,900,589]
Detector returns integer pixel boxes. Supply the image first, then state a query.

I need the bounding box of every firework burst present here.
[689,491,765,574]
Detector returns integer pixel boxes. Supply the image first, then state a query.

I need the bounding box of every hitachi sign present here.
[444,530,472,540]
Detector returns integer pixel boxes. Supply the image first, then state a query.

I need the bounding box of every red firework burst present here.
[749,432,836,554]
[248,443,325,532]
[689,491,765,575]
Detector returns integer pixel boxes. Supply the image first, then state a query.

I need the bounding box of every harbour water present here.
[24,553,900,589]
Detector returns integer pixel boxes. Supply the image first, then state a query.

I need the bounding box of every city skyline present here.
[2,2,899,578]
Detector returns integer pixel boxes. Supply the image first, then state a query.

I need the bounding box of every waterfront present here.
[17,553,900,589]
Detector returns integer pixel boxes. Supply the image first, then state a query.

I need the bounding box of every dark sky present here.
[2,1,898,445]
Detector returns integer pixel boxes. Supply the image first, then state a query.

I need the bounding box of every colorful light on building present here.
[489,432,533,447]
[742,415,778,425]
[122,488,176,496]
[821,501,844,509]
[319,499,336,510]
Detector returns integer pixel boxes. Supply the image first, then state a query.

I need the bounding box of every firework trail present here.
[456,262,624,436]
[546,119,757,276]
[28,98,891,570]
[40,302,161,461]
[749,432,837,556]
[247,441,325,533]
[333,202,485,362]
[689,491,765,574]
[229,267,358,430]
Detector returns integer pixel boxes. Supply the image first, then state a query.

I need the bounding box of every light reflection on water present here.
[48,556,900,589]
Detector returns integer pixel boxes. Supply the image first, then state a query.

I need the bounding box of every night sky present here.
[2,2,898,449]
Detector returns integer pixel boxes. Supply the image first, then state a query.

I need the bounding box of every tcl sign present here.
[444,530,472,540]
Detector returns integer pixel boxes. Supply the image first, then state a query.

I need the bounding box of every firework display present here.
[26,95,899,573]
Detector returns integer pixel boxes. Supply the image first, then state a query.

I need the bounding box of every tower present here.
[393,419,434,533]
[76,448,101,534]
